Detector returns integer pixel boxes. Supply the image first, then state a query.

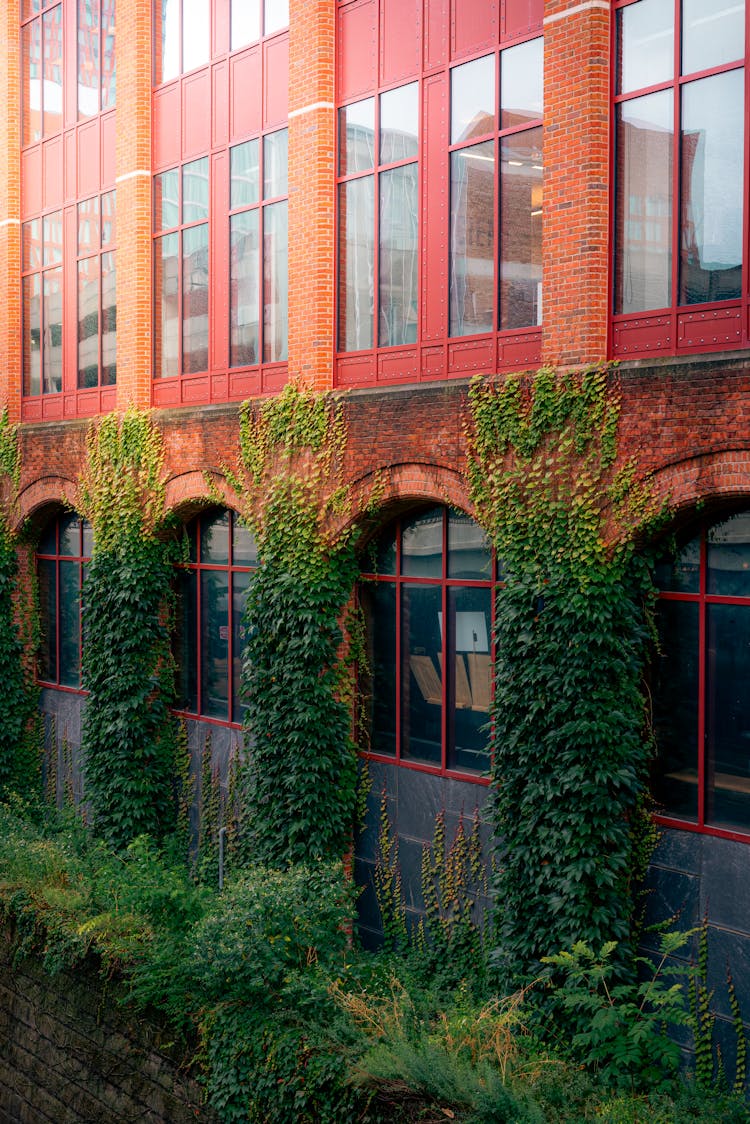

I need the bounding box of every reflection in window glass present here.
[682,0,744,76]
[500,38,543,130]
[182,224,209,374]
[263,200,288,362]
[230,210,259,366]
[707,513,750,597]
[231,140,260,209]
[231,0,261,49]
[155,232,179,378]
[157,0,180,83]
[500,127,542,330]
[263,130,288,198]
[339,99,375,176]
[449,143,494,337]
[402,507,443,577]
[36,515,91,689]
[43,6,63,137]
[380,83,419,165]
[78,0,100,119]
[617,0,674,94]
[182,0,209,73]
[43,270,63,394]
[264,0,289,36]
[379,165,418,347]
[451,55,494,144]
[338,177,374,351]
[22,19,42,146]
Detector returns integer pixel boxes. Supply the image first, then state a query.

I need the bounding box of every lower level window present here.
[654,510,750,835]
[37,513,92,688]
[174,508,257,723]
[359,505,494,775]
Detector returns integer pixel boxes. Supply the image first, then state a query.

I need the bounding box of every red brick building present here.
[2,0,750,1026]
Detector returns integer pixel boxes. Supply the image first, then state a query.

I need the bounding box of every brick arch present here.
[647,450,750,528]
[163,470,241,520]
[15,476,79,535]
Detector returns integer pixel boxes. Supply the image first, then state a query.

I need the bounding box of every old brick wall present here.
[0,926,214,1124]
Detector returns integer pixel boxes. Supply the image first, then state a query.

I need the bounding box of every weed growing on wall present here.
[78,410,177,848]
[227,384,360,866]
[466,366,666,987]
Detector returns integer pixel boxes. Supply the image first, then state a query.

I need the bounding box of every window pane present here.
[101,190,116,246]
[378,164,418,347]
[338,177,374,351]
[78,0,100,119]
[82,519,94,557]
[182,224,209,373]
[23,275,41,397]
[175,567,198,712]
[200,510,229,564]
[263,129,288,198]
[43,6,63,136]
[707,513,750,596]
[183,0,210,73]
[380,83,419,164]
[500,37,543,131]
[59,514,82,556]
[78,257,99,388]
[230,210,259,366]
[500,126,543,330]
[78,196,99,254]
[448,585,491,772]
[232,0,260,49]
[449,142,495,337]
[402,584,442,765]
[451,55,494,144]
[402,507,443,578]
[448,509,491,580]
[263,200,288,362]
[22,19,42,146]
[38,558,57,682]
[614,90,673,314]
[232,520,257,565]
[155,232,179,378]
[652,599,699,821]
[101,0,116,109]
[230,139,259,209]
[23,219,42,271]
[339,99,375,175]
[232,569,251,724]
[682,0,745,76]
[101,250,116,385]
[264,0,289,35]
[201,570,229,719]
[360,581,397,755]
[154,169,179,231]
[156,0,180,84]
[183,157,209,223]
[59,560,81,687]
[706,604,750,832]
[654,534,700,593]
[679,69,743,306]
[44,211,63,265]
[43,268,63,394]
[617,0,674,94]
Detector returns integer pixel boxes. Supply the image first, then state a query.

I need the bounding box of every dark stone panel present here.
[700,835,750,933]
[704,925,750,1025]
[652,826,703,876]
[393,767,449,842]
[354,856,382,938]
[639,868,700,952]
[712,1014,749,1095]
[398,836,427,914]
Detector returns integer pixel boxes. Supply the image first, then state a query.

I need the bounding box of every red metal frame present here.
[610,0,750,361]
[334,0,543,390]
[36,513,90,693]
[359,506,495,784]
[656,522,750,843]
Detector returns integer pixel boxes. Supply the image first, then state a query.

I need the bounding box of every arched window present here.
[37,513,92,689]
[359,505,494,777]
[654,510,750,837]
[174,508,257,724]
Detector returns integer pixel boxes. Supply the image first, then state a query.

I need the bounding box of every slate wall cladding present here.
[0,926,214,1124]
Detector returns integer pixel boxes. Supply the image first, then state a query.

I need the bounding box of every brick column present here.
[0,1,22,423]
[115,0,153,410]
[542,0,610,367]
[287,0,336,391]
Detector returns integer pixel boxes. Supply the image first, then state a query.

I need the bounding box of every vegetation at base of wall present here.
[466,365,666,988]
[77,410,178,848]
[226,383,361,866]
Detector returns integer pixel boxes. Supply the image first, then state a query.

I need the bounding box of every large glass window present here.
[153,159,209,378]
[230,128,289,366]
[359,506,494,775]
[77,191,116,388]
[37,514,92,689]
[614,0,745,317]
[231,0,289,50]
[22,212,63,397]
[22,1,63,146]
[450,38,543,336]
[337,82,419,351]
[154,0,210,84]
[174,509,257,724]
[78,0,116,118]
[653,511,750,836]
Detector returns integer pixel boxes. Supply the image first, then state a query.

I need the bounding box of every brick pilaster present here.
[0,1,22,423]
[542,0,610,366]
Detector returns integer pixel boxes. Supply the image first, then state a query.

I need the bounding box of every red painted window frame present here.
[610,0,750,362]
[358,505,495,784]
[334,0,544,391]
[36,512,91,694]
[655,517,750,844]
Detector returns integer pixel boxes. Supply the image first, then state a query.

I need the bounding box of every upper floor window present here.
[155,0,289,84]
[231,0,289,49]
[37,513,92,689]
[22,1,63,145]
[359,506,494,777]
[22,211,63,396]
[77,0,116,118]
[450,37,543,336]
[77,190,117,388]
[612,0,746,357]
[338,82,419,351]
[174,509,257,725]
[653,510,750,838]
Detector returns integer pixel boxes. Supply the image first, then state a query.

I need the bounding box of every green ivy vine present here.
[78,409,177,848]
[466,365,666,987]
[228,383,360,866]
